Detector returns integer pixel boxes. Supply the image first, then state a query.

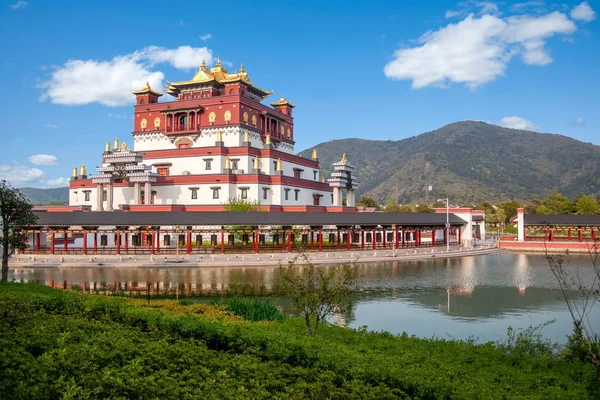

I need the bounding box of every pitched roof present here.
[523,214,600,226]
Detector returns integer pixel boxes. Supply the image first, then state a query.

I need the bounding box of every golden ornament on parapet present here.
[154,117,161,128]
[209,112,216,123]
[140,118,147,130]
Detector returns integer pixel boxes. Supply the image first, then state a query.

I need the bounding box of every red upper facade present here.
[132,57,296,144]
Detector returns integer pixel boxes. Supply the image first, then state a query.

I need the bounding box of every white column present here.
[94,183,104,211]
[144,182,152,205]
[517,208,525,242]
[347,190,355,207]
[333,187,341,206]
[105,183,114,211]
[134,182,141,205]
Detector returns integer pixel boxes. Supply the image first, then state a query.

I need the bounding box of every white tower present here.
[327,154,360,206]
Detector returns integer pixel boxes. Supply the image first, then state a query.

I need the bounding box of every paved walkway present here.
[10,245,500,268]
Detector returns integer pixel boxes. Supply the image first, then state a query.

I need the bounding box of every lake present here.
[9,252,599,344]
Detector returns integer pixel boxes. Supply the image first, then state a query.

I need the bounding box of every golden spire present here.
[253,157,260,170]
[243,130,249,143]
[239,63,245,73]
[276,158,282,171]
[72,167,77,178]
[216,55,222,68]
[80,164,86,176]
[341,153,347,163]
[201,59,206,71]
[113,138,119,151]
[265,134,271,145]
[320,176,325,183]
[145,81,150,89]
[216,130,223,142]
[311,148,318,160]
[225,156,231,169]
[105,142,110,153]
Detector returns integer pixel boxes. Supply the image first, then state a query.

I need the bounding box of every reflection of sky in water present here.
[10,253,599,344]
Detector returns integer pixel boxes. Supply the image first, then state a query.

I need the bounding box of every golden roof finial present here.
[145,81,150,89]
[341,153,347,163]
[321,176,325,183]
[113,138,119,151]
[265,133,271,145]
[216,130,223,142]
[105,142,110,153]
[80,164,86,176]
[240,63,245,73]
[253,157,260,170]
[72,167,77,178]
[243,130,249,143]
[311,148,318,160]
[201,59,206,70]
[216,55,222,68]
[225,155,231,169]
[276,158,282,171]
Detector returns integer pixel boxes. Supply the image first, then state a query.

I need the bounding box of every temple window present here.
[262,187,268,200]
[241,188,248,199]
[204,159,212,170]
[211,187,220,199]
[293,168,303,179]
[284,188,290,200]
[331,194,333,203]
[84,191,90,201]
[157,167,169,176]
[313,171,318,180]
[273,161,277,171]
[179,115,188,129]
[229,89,234,95]
[103,191,107,201]
[190,188,198,200]
[100,235,108,246]
[140,99,145,105]
[294,189,300,201]
[164,235,171,246]
[231,159,239,170]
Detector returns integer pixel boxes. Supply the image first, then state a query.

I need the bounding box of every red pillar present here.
[346,230,351,250]
[156,228,161,254]
[35,232,41,251]
[382,230,386,248]
[361,230,365,249]
[549,230,554,242]
[51,231,55,255]
[64,230,68,253]
[431,229,436,247]
[186,230,192,255]
[151,231,155,255]
[578,230,583,242]
[124,233,129,254]
[593,230,597,242]
[395,229,399,249]
[83,232,87,255]
[310,231,314,249]
[221,231,225,254]
[402,231,405,247]
[568,229,572,241]
[116,232,121,255]
[282,229,286,251]
[94,232,98,254]
[415,230,420,248]
[288,233,292,252]
[337,229,341,248]
[457,228,461,245]
[372,230,376,250]
[318,231,323,252]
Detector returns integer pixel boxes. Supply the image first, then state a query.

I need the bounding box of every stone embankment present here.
[11,245,500,268]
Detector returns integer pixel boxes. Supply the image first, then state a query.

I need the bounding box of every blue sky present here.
[0,0,597,188]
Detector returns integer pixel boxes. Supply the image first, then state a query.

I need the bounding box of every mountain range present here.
[19,121,600,205]
[300,121,600,204]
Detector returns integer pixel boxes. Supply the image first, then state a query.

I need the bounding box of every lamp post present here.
[438,198,450,252]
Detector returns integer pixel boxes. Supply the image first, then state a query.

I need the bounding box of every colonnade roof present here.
[29,211,467,228]
[523,214,600,227]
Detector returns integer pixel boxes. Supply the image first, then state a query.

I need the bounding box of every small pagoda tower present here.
[327,154,360,206]
[131,81,162,106]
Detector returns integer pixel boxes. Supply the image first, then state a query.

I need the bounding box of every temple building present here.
[68,57,341,211]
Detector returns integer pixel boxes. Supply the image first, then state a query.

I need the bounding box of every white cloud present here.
[28,154,59,166]
[108,113,128,119]
[44,177,69,187]
[571,117,586,126]
[200,33,212,41]
[498,116,538,131]
[45,123,58,129]
[445,9,462,18]
[571,2,596,22]
[0,165,45,184]
[10,1,28,10]
[510,1,545,12]
[39,46,213,107]
[476,2,500,16]
[384,8,579,89]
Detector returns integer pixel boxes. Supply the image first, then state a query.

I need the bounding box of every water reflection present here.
[9,253,599,343]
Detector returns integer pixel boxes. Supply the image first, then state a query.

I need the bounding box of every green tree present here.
[222,197,263,212]
[432,200,447,209]
[1,180,37,282]
[525,198,543,214]
[475,201,495,215]
[415,203,434,213]
[356,196,377,208]
[538,192,574,214]
[497,200,521,223]
[278,253,357,335]
[574,195,600,214]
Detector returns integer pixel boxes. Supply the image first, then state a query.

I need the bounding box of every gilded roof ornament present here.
[253,157,260,170]
[243,130,250,143]
[265,134,271,145]
[216,130,223,142]
[113,138,119,151]
[321,176,325,183]
[80,164,86,176]
[270,94,296,108]
[201,59,206,71]
[216,55,222,68]
[311,148,318,160]
[276,158,283,171]
[239,63,245,73]
[105,142,110,153]
[225,156,231,169]
[341,153,347,163]
[72,167,77,178]
[131,81,163,97]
